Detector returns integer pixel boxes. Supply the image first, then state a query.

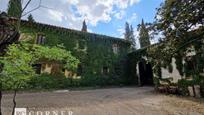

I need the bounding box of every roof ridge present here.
[20,19,129,43]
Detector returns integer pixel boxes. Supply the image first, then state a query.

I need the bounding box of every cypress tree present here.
[124,22,130,41]
[130,25,136,48]
[7,0,22,18]
[139,19,150,48]
[124,22,136,49]
[81,20,87,32]
[27,14,35,22]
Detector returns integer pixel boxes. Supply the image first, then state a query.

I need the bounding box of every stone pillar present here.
[194,85,201,98]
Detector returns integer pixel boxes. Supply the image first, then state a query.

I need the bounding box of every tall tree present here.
[81,20,87,32]
[1,1,44,115]
[139,19,151,48]
[154,0,204,50]
[149,0,204,64]
[27,14,35,22]
[130,25,136,48]
[7,0,22,18]
[7,0,43,31]
[125,22,136,49]
[124,22,131,41]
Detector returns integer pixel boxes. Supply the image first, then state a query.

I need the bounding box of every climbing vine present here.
[20,20,130,79]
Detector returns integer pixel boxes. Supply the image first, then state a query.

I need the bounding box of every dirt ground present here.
[2,87,204,115]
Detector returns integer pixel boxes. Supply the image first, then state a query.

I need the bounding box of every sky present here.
[0,0,164,44]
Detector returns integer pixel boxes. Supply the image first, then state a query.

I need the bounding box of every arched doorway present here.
[138,60,153,86]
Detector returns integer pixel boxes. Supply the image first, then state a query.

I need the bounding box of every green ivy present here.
[20,21,130,81]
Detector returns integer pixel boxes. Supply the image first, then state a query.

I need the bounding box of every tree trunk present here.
[0,89,2,115]
[11,90,17,115]
[0,66,2,115]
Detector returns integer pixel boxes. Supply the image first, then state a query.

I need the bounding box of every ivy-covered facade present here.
[19,20,131,80]
[128,37,204,96]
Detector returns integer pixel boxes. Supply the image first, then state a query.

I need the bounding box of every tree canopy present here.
[27,14,35,22]
[138,19,151,48]
[124,22,136,49]
[149,0,204,61]
[154,0,204,51]
[0,43,79,90]
[7,0,22,18]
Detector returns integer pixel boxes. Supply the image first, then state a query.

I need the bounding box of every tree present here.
[7,0,22,18]
[7,0,44,31]
[0,12,20,115]
[124,22,131,41]
[27,14,35,22]
[124,22,136,49]
[153,0,204,54]
[130,25,136,48]
[148,0,204,78]
[0,43,79,115]
[81,20,87,32]
[1,1,46,114]
[138,19,151,48]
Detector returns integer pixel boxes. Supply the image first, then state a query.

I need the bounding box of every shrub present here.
[153,77,160,89]
[28,74,60,89]
[177,79,191,96]
[25,73,124,90]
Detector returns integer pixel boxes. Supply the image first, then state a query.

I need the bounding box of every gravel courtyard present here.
[2,87,204,115]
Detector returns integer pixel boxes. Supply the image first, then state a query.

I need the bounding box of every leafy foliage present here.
[27,14,35,22]
[124,22,136,49]
[138,19,151,48]
[148,0,204,78]
[153,0,204,58]
[7,0,22,18]
[20,21,130,80]
[0,43,79,90]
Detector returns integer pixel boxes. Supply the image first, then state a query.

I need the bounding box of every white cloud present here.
[67,0,79,5]
[127,13,137,23]
[117,27,125,38]
[114,10,125,20]
[0,0,141,34]
[70,0,140,26]
[47,10,63,22]
[130,0,141,6]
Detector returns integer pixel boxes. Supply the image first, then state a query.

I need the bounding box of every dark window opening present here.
[77,64,83,75]
[185,57,197,77]
[36,34,45,44]
[32,64,41,74]
[102,66,109,75]
[62,68,65,72]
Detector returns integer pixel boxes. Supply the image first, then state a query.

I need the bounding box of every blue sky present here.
[0,0,163,39]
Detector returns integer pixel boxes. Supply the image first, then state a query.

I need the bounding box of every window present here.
[184,56,196,77]
[32,64,41,74]
[62,68,65,72]
[102,66,109,75]
[78,41,85,49]
[77,64,83,75]
[36,33,45,44]
[112,44,119,54]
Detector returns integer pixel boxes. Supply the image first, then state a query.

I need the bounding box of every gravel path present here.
[2,87,204,115]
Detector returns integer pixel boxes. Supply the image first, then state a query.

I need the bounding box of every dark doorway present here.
[138,61,153,86]
[146,63,154,85]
